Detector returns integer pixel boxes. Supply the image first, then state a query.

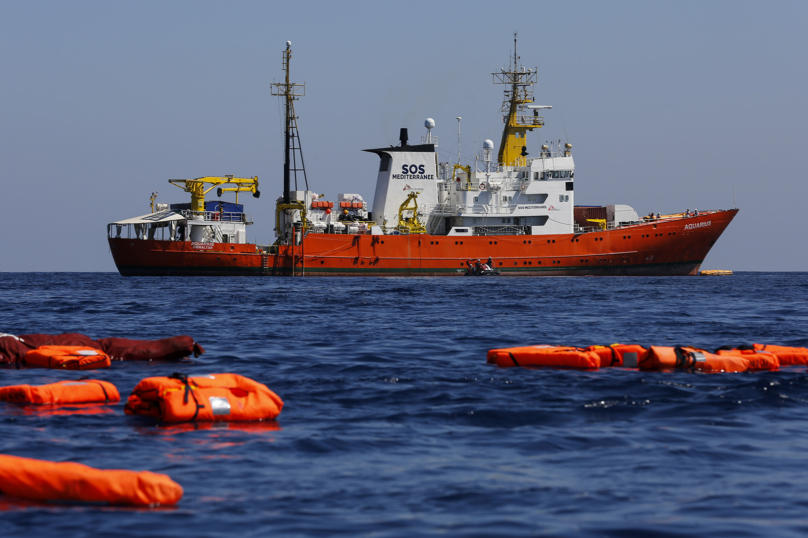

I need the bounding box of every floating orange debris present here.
[0,454,182,506]
[0,379,119,405]
[125,373,283,423]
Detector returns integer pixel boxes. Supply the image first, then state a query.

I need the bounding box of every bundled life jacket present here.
[714,344,808,366]
[584,344,649,367]
[98,336,205,361]
[23,346,111,370]
[124,373,283,423]
[487,346,602,369]
[0,380,119,405]
[641,346,779,373]
[18,333,104,350]
[0,454,182,506]
[0,336,32,365]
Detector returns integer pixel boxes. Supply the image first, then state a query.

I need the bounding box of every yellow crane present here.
[398,191,427,234]
[168,175,260,212]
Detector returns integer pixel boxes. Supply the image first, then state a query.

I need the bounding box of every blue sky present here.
[1,0,806,271]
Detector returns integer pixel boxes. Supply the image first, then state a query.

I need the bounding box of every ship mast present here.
[492,33,544,167]
[271,41,308,204]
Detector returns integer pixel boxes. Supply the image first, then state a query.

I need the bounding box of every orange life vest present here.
[751,344,808,366]
[584,344,649,367]
[0,379,119,405]
[23,346,111,370]
[0,454,182,506]
[487,346,601,369]
[124,373,283,423]
[642,346,779,373]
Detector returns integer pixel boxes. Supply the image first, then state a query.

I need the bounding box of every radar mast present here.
[492,33,545,167]
[271,41,308,204]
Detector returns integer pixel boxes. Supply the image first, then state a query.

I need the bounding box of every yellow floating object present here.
[700,270,733,276]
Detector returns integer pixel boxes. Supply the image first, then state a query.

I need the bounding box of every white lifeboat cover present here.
[110,210,186,225]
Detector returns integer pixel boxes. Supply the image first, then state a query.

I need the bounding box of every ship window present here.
[378,154,391,172]
[473,196,479,203]
[534,172,540,180]
[565,181,574,191]
[559,194,564,202]
[503,218,511,224]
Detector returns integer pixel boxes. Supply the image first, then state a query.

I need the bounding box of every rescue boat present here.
[108,37,738,277]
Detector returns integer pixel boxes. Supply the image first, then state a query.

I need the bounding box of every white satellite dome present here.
[483,139,494,150]
[286,41,292,47]
[425,118,435,129]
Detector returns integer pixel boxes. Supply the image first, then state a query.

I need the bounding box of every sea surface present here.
[1,272,808,537]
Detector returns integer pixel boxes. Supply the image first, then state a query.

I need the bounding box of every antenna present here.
[733,186,737,209]
[456,117,462,165]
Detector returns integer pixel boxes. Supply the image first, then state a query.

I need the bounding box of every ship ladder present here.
[426,214,443,235]
[261,253,270,274]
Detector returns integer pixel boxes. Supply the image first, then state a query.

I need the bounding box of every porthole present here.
[455,241,458,245]
[321,260,325,264]
[552,239,555,243]
[528,240,531,244]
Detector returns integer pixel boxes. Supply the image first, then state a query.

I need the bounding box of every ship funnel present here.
[399,128,409,147]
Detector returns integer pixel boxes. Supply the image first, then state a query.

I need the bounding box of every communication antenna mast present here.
[456,117,462,164]
[271,41,308,204]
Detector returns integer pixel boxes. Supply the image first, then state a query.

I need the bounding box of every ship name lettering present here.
[684,220,711,230]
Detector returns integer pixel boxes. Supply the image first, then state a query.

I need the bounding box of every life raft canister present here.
[124,373,284,423]
[641,346,779,373]
[584,344,649,367]
[23,346,111,370]
[717,344,808,366]
[0,380,119,405]
[0,454,182,506]
[486,346,602,369]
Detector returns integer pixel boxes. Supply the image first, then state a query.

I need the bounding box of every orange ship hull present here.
[109,210,737,277]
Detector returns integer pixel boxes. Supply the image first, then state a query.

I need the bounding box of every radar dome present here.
[425,118,435,129]
[483,139,494,150]
[286,41,292,47]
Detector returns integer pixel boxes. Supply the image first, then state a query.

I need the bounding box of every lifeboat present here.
[487,346,601,369]
[124,373,283,423]
[0,380,119,405]
[0,454,182,506]
[23,346,111,370]
[641,346,779,373]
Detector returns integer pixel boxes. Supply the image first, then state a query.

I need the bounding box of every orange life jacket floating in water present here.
[486,346,602,369]
[0,454,182,506]
[641,346,779,373]
[23,346,111,370]
[584,344,649,367]
[124,373,283,423]
[714,344,808,366]
[0,379,119,405]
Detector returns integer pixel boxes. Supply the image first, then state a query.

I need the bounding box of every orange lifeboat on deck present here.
[487,346,602,369]
[0,454,182,506]
[0,380,119,405]
[124,373,283,423]
[23,346,111,370]
[641,346,779,373]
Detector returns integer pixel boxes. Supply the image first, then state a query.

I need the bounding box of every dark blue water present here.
[2,273,808,537]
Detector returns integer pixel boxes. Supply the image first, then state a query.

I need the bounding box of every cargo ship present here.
[108,38,738,277]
